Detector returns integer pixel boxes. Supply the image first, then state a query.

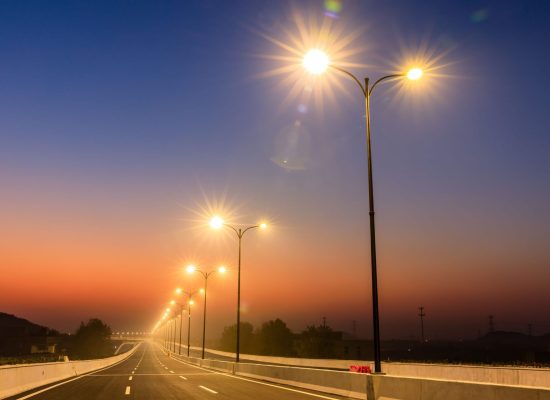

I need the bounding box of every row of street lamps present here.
[155,217,267,362]
[156,48,425,374]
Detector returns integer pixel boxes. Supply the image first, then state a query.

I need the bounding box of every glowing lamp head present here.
[175,288,182,295]
[170,300,175,305]
[189,300,194,306]
[407,68,423,81]
[165,308,170,312]
[303,49,330,75]
[186,264,196,274]
[209,216,224,229]
[259,222,268,230]
[199,288,205,294]
[218,266,227,274]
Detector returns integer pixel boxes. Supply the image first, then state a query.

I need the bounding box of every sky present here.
[1,0,549,342]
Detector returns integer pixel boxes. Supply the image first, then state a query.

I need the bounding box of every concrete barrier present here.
[382,362,550,389]
[234,361,367,399]
[169,351,366,398]
[368,374,550,400]
[167,347,550,400]
[0,343,140,399]
[166,341,550,389]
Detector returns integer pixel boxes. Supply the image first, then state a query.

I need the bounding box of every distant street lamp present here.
[176,288,197,357]
[302,48,423,373]
[209,216,267,362]
[186,264,227,359]
[170,298,186,355]
[164,307,172,351]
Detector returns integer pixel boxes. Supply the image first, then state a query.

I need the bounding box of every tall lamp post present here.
[186,264,227,359]
[176,288,196,357]
[170,299,186,355]
[209,216,267,362]
[164,307,172,351]
[302,49,423,373]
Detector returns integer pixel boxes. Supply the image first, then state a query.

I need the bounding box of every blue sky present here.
[1,0,549,338]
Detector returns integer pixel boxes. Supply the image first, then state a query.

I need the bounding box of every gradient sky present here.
[1,0,549,341]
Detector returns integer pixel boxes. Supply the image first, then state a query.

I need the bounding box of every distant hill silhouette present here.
[0,312,58,337]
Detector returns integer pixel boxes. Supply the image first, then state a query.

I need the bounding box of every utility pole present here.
[418,306,426,342]
[488,315,495,333]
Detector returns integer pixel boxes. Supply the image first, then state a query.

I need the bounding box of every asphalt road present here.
[8,342,354,400]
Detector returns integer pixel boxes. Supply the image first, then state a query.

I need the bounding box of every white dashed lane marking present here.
[199,385,218,394]
[179,376,187,380]
[125,386,131,395]
[128,376,133,381]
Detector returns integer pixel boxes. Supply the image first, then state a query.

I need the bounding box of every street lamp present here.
[303,49,423,373]
[209,216,268,362]
[175,288,197,357]
[186,264,227,359]
[164,307,175,352]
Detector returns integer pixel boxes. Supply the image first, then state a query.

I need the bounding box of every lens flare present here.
[209,216,224,229]
[303,49,330,75]
[255,8,368,114]
[407,68,423,80]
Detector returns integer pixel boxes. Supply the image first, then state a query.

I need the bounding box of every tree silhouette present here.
[71,318,112,359]
[295,325,337,358]
[219,322,255,353]
[256,319,295,356]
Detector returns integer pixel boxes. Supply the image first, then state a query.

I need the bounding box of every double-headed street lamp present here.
[302,49,423,373]
[186,264,226,359]
[209,216,267,362]
[175,288,196,357]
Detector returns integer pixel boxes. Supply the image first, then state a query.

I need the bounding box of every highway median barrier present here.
[165,344,550,400]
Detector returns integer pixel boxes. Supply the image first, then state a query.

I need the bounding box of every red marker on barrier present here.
[349,365,372,373]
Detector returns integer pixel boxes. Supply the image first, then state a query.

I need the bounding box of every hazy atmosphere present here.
[2,0,549,344]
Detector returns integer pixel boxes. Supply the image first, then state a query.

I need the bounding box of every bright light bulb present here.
[175,288,182,295]
[303,49,330,75]
[407,68,423,80]
[170,300,175,305]
[189,300,194,305]
[166,308,170,312]
[218,266,226,274]
[259,222,268,230]
[199,288,205,294]
[186,264,196,273]
[210,216,224,229]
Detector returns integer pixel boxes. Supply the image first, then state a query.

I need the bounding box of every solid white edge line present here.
[125,386,131,395]
[164,347,341,400]
[16,344,143,400]
[199,385,218,394]
[129,376,133,381]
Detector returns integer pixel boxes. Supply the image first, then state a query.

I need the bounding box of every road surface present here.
[7,342,354,400]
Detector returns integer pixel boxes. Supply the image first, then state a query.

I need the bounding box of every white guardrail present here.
[0,343,140,399]
[171,342,550,389]
[164,342,550,400]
